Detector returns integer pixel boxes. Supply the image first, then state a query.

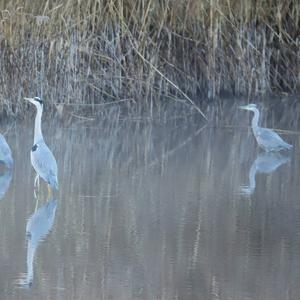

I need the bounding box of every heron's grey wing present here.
[257,128,287,148]
[32,143,57,183]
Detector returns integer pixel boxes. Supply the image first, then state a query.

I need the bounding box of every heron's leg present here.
[47,185,52,200]
[34,175,40,199]
[34,196,39,212]
[33,183,40,211]
[34,174,40,189]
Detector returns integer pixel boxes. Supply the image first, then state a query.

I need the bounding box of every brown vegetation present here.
[0,0,299,116]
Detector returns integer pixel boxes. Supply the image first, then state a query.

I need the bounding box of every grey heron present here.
[24,97,58,192]
[239,104,292,152]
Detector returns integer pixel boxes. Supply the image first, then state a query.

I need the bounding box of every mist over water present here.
[0,101,299,300]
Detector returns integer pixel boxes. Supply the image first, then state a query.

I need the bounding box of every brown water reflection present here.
[0,105,299,299]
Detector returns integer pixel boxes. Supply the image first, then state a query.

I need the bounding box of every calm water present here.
[0,104,300,300]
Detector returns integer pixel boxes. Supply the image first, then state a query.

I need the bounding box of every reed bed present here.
[0,0,299,117]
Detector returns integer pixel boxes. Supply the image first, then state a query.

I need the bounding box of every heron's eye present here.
[32,144,38,152]
[34,97,43,104]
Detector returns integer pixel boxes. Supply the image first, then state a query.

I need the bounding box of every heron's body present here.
[25,97,58,190]
[240,104,292,152]
[31,142,58,189]
[255,127,292,152]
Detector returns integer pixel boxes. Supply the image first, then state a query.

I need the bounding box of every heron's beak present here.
[239,105,248,110]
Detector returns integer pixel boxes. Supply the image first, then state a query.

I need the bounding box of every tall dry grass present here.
[0,0,299,117]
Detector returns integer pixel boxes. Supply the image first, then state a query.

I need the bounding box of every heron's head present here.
[239,103,258,111]
[24,96,43,109]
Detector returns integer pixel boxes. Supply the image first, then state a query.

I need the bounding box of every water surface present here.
[0,103,300,300]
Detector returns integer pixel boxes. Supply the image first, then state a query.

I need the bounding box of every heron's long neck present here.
[34,106,44,144]
[251,108,260,134]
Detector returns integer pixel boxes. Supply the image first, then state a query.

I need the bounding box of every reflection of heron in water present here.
[241,152,289,195]
[24,97,58,195]
[239,104,292,152]
[19,199,57,287]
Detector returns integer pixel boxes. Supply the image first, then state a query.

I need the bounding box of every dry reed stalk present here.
[0,0,299,117]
